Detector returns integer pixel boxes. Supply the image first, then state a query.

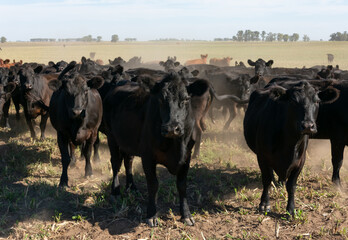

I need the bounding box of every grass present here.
[0,41,348,69]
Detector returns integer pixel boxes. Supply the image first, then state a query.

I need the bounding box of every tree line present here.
[2,32,348,43]
[214,30,310,42]
[329,31,348,41]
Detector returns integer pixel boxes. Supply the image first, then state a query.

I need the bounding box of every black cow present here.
[327,53,334,63]
[103,73,224,227]
[18,65,53,139]
[49,61,104,187]
[159,56,181,72]
[269,78,348,186]
[1,66,22,128]
[247,58,274,83]
[244,80,339,215]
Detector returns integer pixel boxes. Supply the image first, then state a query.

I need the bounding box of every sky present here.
[1,0,348,41]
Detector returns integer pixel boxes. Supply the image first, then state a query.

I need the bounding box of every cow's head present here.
[18,65,43,91]
[159,57,181,72]
[79,56,102,76]
[201,54,208,63]
[248,58,273,84]
[151,73,191,138]
[234,74,251,101]
[109,57,126,66]
[49,61,104,121]
[268,81,339,135]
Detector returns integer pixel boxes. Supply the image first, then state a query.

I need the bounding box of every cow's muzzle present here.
[300,121,317,135]
[161,123,183,138]
[70,108,86,119]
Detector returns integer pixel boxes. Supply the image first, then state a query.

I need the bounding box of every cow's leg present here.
[57,132,70,187]
[123,153,137,191]
[192,121,202,159]
[223,103,236,130]
[82,137,93,177]
[2,99,11,128]
[69,142,77,167]
[208,105,215,124]
[177,148,194,226]
[285,163,304,215]
[330,138,345,186]
[39,112,49,140]
[107,135,123,197]
[12,92,21,120]
[93,132,101,163]
[24,112,36,139]
[258,157,273,212]
[142,158,158,227]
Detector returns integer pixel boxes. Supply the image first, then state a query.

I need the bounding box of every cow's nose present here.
[173,125,181,135]
[301,121,317,134]
[73,109,83,116]
[25,83,32,90]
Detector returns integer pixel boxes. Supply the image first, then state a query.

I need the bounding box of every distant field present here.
[0,41,347,69]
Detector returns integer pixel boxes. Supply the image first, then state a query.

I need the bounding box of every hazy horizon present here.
[1,0,348,42]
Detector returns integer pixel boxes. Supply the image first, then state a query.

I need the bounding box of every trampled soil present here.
[1,112,348,240]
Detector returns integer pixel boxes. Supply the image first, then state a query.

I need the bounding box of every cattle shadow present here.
[0,139,264,238]
[0,116,269,238]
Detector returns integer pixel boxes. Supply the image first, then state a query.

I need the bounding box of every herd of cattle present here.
[0,55,348,226]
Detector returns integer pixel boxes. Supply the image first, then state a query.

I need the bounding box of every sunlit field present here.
[1,41,348,69]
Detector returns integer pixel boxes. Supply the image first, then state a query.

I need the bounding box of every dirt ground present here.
[1,110,348,240]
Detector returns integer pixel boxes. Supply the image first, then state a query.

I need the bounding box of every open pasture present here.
[0,41,348,69]
[1,41,348,239]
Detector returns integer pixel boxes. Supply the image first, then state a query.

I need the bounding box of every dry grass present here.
[0,41,347,69]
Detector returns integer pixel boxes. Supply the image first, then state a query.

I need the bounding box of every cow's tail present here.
[209,84,249,104]
[58,61,77,80]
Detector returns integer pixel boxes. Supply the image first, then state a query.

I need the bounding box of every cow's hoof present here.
[93,156,101,163]
[85,172,93,178]
[59,182,68,188]
[259,205,271,213]
[182,217,195,226]
[146,217,158,227]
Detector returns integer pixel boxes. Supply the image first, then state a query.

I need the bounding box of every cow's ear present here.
[48,61,55,67]
[34,65,43,74]
[266,60,274,67]
[87,76,104,89]
[48,79,62,91]
[247,59,255,66]
[159,61,165,66]
[186,79,209,97]
[318,87,340,104]
[81,56,87,63]
[269,85,288,100]
[174,62,180,67]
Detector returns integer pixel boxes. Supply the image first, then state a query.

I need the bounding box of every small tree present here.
[283,34,289,42]
[290,33,300,42]
[97,36,102,42]
[277,33,284,42]
[111,34,119,42]
[261,31,266,41]
[303,34,310,42]
[1,36,6,43]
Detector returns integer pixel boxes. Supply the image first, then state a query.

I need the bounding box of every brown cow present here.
[185,54,208,66]
[209,57,232,67]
